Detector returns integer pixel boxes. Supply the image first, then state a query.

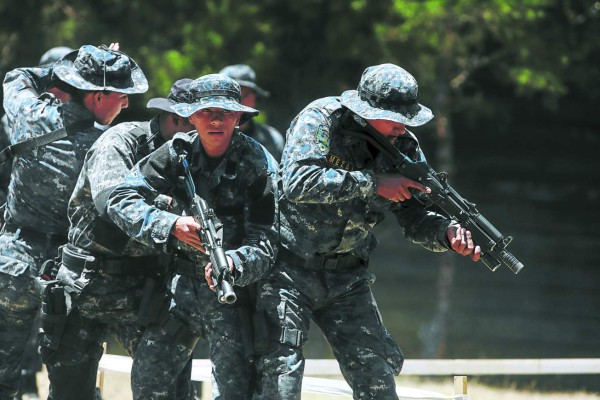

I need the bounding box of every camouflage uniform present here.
[254,64,454,400]
[44,80,193,400]
[106,75,279,400]
[0,114,10,209]
[0,66,104,400]
[219,64,285,161]
[0,45,147,400]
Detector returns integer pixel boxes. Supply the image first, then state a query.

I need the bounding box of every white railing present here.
[97,356,600,399]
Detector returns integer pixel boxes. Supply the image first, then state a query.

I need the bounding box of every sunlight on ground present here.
[36,367,600,400]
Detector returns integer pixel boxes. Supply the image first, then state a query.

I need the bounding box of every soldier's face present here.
[93,92,129,125]
[189,108,242,157]
[367,119,406,143]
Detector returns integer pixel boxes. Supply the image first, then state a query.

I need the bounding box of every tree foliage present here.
[0,0,598,132]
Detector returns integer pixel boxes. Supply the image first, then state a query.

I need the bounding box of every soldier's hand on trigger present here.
[375,173,430,202]
[204,256,235,292]
[447,224,481,262]
[172,216,206,253]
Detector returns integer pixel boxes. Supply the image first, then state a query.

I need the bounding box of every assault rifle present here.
[180,156,237,304]
[343,115,524,274]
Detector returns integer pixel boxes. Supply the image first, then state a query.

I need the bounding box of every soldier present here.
[0,44,147,400]
[105,73,279,400]
[219,64,285,161]
[252,64,481,400]
[0,46,73,224]
[41,78,196,400]
[0,45,74,400]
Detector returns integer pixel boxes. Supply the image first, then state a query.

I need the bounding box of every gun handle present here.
[217,279,237,304]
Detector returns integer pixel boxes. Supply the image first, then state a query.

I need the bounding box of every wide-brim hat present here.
[38,46,74,68]
[53,44,148,94]
[340,63,433,127]
[147,78,193,112]
[219,64,270,97]
[171,74,259,124]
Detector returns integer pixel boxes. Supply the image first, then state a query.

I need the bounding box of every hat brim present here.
[170,96,259,119]
[147,98,176,112]
[340,90,433,127]
[237,80,270,97]
[52,49,148,94]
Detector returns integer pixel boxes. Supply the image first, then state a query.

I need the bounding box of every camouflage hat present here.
[170,74,259,123]
[52,44,148,94]
[340,63,433,127]
[218,64,270,97]
[38,46,73,68]
[147,78,193,112]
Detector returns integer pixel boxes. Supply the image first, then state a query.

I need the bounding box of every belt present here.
[277,247,367,271]
[171,254,201,277]
[3,223,67,244]
[61,245,164,275]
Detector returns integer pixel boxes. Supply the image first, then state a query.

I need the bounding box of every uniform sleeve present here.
[391,200,453,252]
[281,107,376,204]
[105,141,181,251]
[2,67,61,144]
[227,156,279,286]
[88,127,143,215]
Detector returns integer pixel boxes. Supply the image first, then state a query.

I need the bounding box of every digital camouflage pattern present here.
[106,129,279,399]
[0,66,104,400]
[48,113,197,400]
[255,94,453,399]
[171,74,258,119]
[340,63,433,127]
[53,45,148,94]
[68,118,167,256]
[219,64,270,98]
[3,67,103,237]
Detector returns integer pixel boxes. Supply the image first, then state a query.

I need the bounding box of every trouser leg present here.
[0,274,39,400]
[19,310,43,397]
[253,282,312,400]
[131,321,196,400]
[41,309,105,400]
[314,280,404,400]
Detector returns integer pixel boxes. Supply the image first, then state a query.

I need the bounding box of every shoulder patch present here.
[315,124,330,154]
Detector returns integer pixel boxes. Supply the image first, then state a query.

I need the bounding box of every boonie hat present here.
[340,63,433,127]
[52,44,148,94]
[147,78,193,112]
[38,46,73,68]
[219,64,270,97]
[171,74,259,123]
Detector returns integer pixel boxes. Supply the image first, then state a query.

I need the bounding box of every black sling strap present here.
[0,118,94,166]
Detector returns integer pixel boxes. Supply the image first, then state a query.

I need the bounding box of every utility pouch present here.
[136,277,170,327]
[38,281,67,351]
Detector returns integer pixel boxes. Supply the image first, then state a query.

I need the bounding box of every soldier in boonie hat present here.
[170,73,258,122]
[219,64,270,97]
[340,63,433,127]
[38,46,74,68]
[53,44,148,94]
[219,64,285,161]
[147,78,193,112]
